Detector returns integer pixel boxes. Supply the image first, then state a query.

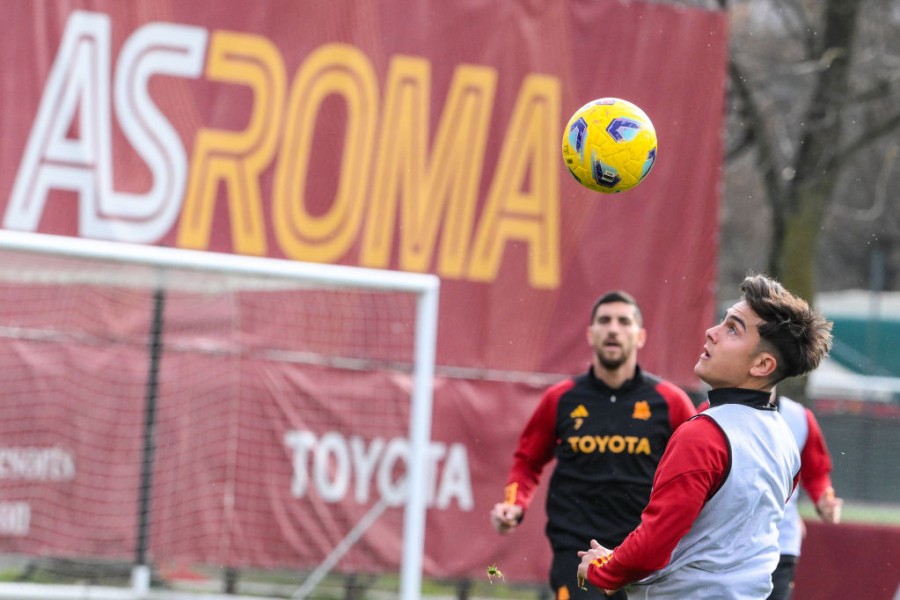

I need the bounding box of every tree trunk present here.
[775,178,837,302]
[769,0,863,304]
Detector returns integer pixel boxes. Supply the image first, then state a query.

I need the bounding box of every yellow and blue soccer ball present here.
[562,98,657,194]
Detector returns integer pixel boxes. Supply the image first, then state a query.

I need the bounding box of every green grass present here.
[798,499,900,526]
[4,506,899,600]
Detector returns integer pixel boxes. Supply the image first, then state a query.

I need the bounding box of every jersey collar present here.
[708,388,776,411]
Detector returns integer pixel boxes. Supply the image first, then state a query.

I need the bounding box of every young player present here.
[577,274,833,598]
[490,291,696,600]
[695,389,844,600]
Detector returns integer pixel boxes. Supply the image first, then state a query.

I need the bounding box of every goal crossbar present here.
[0,230,440,600]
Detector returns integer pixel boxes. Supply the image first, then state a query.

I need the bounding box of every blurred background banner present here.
[0,0,728,586]
[0,0,726,389]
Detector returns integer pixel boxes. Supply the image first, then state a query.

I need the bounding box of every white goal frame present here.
[0,230,440,600]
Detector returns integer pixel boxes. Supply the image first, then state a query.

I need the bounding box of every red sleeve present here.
[656,381,698,431]
[799,408,833,504]
[586,416,729,590]
[502,382,568,510]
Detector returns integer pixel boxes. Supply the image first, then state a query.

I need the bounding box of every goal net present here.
[0,230,439,600]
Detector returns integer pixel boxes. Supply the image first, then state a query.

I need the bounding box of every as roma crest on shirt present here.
[632,401,651,420]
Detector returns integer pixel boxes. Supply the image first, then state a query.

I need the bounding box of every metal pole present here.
[133,284,166,596]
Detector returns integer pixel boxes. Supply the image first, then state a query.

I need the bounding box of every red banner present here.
[794,521,900,600]
[0,0,726,387]
[0,0,728,584]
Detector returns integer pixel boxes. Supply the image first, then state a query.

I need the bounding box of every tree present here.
[719,0,900,399]
[726,0,900,300]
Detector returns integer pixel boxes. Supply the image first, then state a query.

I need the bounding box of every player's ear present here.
[636,327,648,350]
[749,351,777,379]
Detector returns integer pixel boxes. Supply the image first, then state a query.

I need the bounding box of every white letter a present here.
[5,11,112,233]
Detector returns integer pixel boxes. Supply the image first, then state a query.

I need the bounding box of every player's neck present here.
[592,362,637,390]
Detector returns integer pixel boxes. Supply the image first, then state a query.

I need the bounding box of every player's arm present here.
[583,416,729,591]
[800,408,842,523]
[491,385,562,533]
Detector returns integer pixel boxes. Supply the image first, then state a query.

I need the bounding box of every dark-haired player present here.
[491,290,696,600]
[578,274,833,599]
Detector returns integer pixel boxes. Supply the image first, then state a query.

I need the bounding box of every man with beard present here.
[490,290,696,600]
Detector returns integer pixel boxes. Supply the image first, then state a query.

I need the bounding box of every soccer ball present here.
[561,98,657,194]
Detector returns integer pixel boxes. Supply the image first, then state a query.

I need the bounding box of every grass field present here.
[1,502,897,599]
[799,499,900,526]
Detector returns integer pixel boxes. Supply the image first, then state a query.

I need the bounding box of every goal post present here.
[0,230,439,600]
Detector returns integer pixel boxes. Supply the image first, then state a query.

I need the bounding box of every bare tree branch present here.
[829,110,900,168]
[728,59,788,212]
[725,130,755,161]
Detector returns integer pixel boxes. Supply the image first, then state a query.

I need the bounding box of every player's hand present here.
[490,502,523,534]
[577,539,617,595]
[817,487,843,524]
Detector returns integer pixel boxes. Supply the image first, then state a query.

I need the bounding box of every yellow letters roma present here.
[178,41,561,288]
